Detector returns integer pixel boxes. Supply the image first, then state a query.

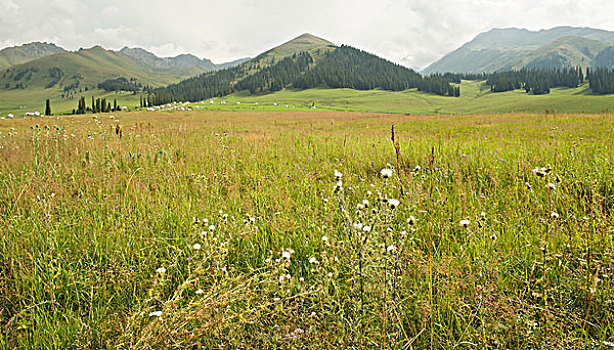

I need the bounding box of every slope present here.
[424,26,614,74]
[0,42,66,70]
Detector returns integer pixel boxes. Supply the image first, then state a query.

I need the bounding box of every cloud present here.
[0,0,613,68]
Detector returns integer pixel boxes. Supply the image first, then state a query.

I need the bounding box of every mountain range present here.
[424,26,614,74]
[0,43,249,91]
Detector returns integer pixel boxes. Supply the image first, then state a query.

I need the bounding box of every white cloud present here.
[0,0,613,69]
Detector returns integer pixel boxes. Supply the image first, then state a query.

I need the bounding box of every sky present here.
[1,0,613,70]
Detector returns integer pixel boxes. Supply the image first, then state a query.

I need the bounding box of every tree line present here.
[72,97,119,114]
[149,46,460,105]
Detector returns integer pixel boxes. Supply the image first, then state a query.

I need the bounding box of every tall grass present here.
[1,111,613,348]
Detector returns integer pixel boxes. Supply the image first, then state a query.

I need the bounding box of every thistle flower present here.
[459,219,470,228]
[380,168,393,178]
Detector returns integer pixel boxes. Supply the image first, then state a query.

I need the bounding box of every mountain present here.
[0,46,203,93]
[253,33,336,64]
[423,26,614,74]
[0,44,250,94]
[151,34,459,105]
[0,42,66,70]
[120,47,216,71]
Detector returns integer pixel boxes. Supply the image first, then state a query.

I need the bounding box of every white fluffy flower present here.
[459,219,470,228]
[193,243,201,250]
[334,170,343,179]
[388,199,400,209]
[156,267,166,274]
[380,168,393,178]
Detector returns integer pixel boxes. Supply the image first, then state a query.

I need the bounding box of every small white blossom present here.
[321,236,329,242]
[209,225,216,231]
[459,219,470,228]
[387,245,397,252]
[334,170,343,179]
[309,257,317,264]
[551,212,560,219]
[193,243,201,250]
[546,183,557,190]
[195,289,204,294]
[148,311,162,317]
[156,267,166,274]
[282,251,292,259]
[388,199,400,209]
[362,225,372,232]
[380,168,393,178]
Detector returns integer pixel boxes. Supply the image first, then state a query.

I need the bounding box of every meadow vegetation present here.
[0,110,613,348]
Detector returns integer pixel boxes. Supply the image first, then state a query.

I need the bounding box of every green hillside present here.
[253,33,336,64]
[0,42,66,70]
[424,26,614,73]
[176,80,613,115]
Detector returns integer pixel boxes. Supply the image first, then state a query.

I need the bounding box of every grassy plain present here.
[2,80,614,118]
[189,81,614,115]
[1,110,613,348]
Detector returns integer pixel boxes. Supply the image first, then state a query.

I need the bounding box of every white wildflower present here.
[380,168,393,178]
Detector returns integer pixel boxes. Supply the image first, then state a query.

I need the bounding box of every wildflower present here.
[381,168,393,178]
[459,219,470,228]
[279,275,285,282]
[299,277,305,282]
[362,225,372,232]
[309,257,317,264]
[480,212,486,219]
[148,311,162,317]
[327,272,333,277]
[362,199,369,207]
[323,198,329,203]
[353,222,363,230]
[388,199,400,209]
[156,267,166,274]
[334,170,343,179]
[193,243,201,250]
[321,236,329,242]
[407,216,416,226]
[414,165,422,172]
[335,180,343,191]
[265,258,271,263]
[387,245,397,252]
[282,251,292,259]
[273,297,281,301]
[357,204,364,210]
[546,183,557,190]
[221,266,227,272]
[195,289,204,294]
[367,190,372,196]
[209,224,216,231]
[551,212,560,219]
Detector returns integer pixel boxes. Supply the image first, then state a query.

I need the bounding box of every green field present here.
[1,110,613,348]
[192,81,614,115]
[2,80,614,118]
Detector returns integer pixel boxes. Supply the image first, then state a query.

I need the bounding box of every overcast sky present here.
[1,0,613,70]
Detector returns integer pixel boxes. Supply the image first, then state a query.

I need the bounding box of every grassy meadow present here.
[1,110,614,348]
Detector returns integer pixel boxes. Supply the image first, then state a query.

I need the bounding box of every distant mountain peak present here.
[424,26,614,74]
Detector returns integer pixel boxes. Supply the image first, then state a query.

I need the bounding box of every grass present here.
[3,80,614,118]
[181,81,614,115]
[1,110,613,348]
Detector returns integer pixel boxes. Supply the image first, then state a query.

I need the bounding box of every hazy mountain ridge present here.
[0,44,250,93]
[424,26,614,74]
[0,42,66,70]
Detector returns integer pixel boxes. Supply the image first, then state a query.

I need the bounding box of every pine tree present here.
[45,99,51,116]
